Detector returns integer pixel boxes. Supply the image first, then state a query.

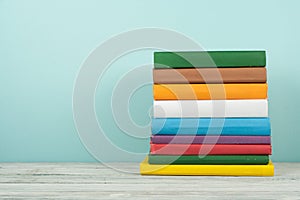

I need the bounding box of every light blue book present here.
[152,118,270,136]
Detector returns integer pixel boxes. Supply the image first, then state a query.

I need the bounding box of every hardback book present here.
[154,51,266,68]
[153,68,267,83]
[150,143,272,155]
[153,84,267,100]
[148,155,269,165]
[153,100,268,118]
[152,118,271,136]
[150,135,271,144]
[140,157,274,176]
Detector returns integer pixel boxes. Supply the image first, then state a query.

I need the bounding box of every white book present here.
[153,100,268,118]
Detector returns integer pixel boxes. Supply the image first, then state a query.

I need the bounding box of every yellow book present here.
[153,84,267,100]
[140,156,274,176]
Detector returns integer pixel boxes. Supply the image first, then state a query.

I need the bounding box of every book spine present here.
[154,51,266,68]
[140,157,274,176]
[148,155,270,165]
[153,100,268,118]
[152,118,271,136]
[150,144,272,155]
[153,84,268,100]
[153,68,267,83]
[150,136,271,144]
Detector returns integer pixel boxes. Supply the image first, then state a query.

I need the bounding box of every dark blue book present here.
[152,118,270,136]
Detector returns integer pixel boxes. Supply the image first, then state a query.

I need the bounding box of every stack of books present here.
[140,51,274,176]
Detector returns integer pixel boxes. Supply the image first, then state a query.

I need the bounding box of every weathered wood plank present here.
[0,163,299,199]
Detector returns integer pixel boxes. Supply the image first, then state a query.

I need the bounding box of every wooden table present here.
[0,163,299,199]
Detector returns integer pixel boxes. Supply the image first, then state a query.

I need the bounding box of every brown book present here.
[153,67,266,83]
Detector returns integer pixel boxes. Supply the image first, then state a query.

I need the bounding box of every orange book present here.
[153,84,267,100]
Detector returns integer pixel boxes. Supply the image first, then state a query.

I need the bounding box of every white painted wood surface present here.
[0,163,299,199]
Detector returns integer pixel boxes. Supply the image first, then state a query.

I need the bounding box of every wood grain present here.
[0,163,299,199]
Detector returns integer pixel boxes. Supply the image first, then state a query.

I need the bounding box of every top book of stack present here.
[154,51,266,68]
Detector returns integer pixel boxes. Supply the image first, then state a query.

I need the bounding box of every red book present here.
[150,143,271,155]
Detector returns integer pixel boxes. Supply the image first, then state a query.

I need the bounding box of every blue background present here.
[1,0,299,162]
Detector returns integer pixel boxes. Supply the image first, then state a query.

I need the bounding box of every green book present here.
[154,51,266,68]
[148,155,269,165]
